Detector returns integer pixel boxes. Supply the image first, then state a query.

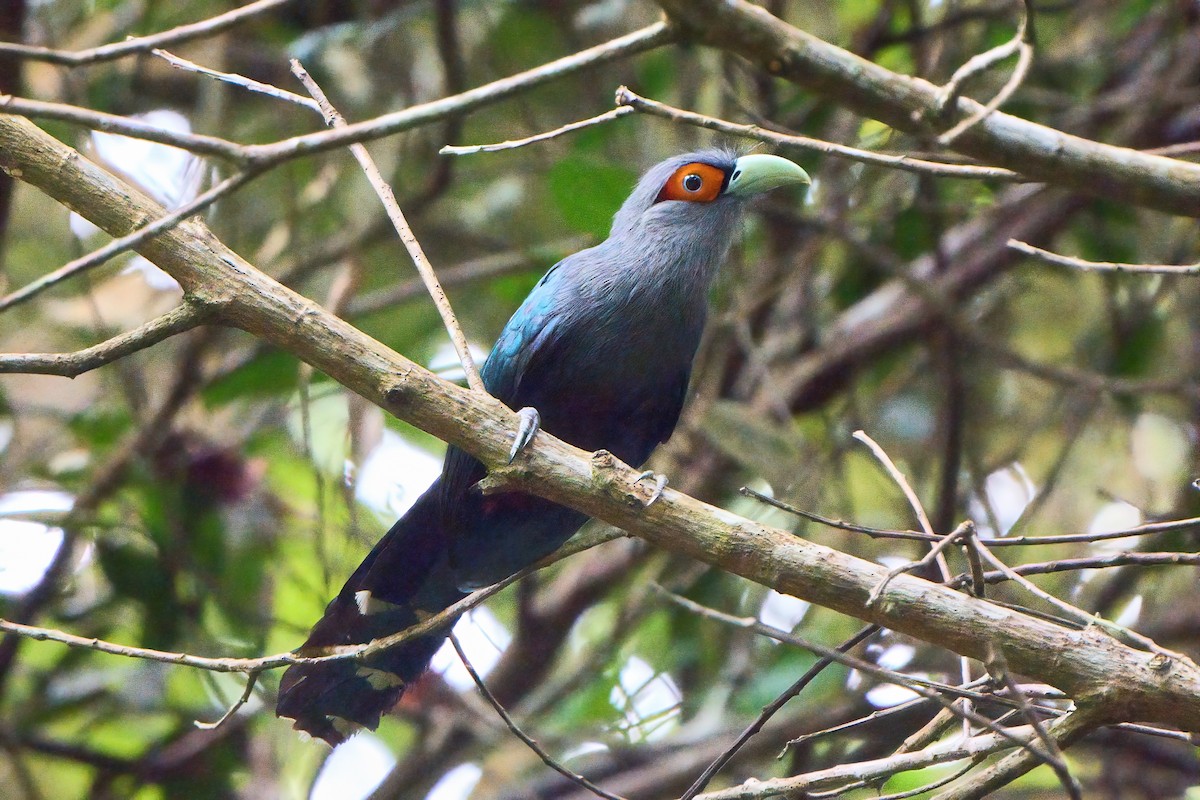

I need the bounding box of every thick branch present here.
[1,113,1198,734]
[652,0,1200,216]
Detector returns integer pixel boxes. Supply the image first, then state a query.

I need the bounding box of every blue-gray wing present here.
[479,257,571,404]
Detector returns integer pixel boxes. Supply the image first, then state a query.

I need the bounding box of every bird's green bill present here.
[726,154,811,196]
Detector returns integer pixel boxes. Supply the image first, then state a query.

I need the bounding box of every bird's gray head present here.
[610,148,811,240]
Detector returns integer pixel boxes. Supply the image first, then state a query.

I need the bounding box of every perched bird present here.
[276,149,810,745]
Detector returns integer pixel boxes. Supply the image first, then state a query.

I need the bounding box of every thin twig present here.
[867,521,974,606]
[0,170,258,314]
[449,632,627,800]
[346,237,589,319]
[950,552,1200,588]
[616,87,1022,181]
[0,529,613,675]
[967,538,1180,657]
[0,94,245,161]
[242,24,674,165]
[0,0,294,66]
[865,759,982,800]
[852,430,971,736]
[1009,239,1200,274]
[153,49,321,112]
[195,670,261,730]
[738,487,937,542]
[743,486,1200,548]
[691,725,1038,800]
[1,25,673,168]
[936,0,1035,144]
[292,60,485,392]
[853,430,936,536]
[441,107,634,155]
[0,303,210,377]
[983,645,1081,800]
[931,707,1100,800]
[655,587,1050,759]
[785,695,936,751]
[679,624,881,800]
[0,24,672,311]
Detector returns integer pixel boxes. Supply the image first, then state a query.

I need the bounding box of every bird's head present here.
[610,149,810,240]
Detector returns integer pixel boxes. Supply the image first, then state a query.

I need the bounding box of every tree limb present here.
[1,111,1198,734]
[652,0,1200,216]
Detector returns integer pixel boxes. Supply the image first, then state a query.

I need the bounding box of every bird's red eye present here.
[656,162,725,203]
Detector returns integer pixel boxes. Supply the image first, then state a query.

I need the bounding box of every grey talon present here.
[634,470,668,507]
[509,407,541,463]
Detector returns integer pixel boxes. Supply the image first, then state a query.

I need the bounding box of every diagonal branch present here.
[0,302,210,377]
[291,60,484,392]
[1,110,1198,736]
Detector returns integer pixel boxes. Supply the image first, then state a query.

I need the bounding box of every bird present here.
[276,149,810,745]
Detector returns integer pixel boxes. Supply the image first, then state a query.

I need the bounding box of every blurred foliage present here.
[1,0,1199,799]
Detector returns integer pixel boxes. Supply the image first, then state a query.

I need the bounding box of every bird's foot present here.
[633,470,668,507]
[508,407,541,464]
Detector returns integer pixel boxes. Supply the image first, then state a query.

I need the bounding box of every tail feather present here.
[276,482,465,745]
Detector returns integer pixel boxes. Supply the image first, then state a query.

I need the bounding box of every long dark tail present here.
[276,481,465,745]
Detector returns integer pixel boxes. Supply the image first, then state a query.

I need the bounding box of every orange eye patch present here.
[655,162,726,203]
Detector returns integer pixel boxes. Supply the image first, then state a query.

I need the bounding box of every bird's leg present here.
[508,407,541,464]
[633,469,668,507]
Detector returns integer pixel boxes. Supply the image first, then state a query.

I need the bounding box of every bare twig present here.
[679,624,881,800]
[1,25,673,168]
[864,759,981,800]
[615,87,1021,181]
[441,107,634,155]
[0,0,295,66]
[195,671,261,731]
[0,530,611,676]
[983,645,1081,800]
[852,430,972,736]
[931,707,1100,800]
[853,430,937,536]
[691,726,1039,800]
[0,24,672,312]
[952,552,1200,588]
[738,487,937,542]
[867,522,975,606]
[655,587,1048,758]
[242,24,674,165]
[153,49,321,113]
[0,303,209,377]
[449,633,627,800]
[1009,239,1200,274]
[786,695,937,752]
[936,0,1035,144]
[0,170,257,314]
[741,487,1200,548]
[345,237,589,319]
[0,95,244,161]
[291,59,484,393]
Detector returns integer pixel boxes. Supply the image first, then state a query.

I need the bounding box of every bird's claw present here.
[634,470,668,507]
[508,407,541,464]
